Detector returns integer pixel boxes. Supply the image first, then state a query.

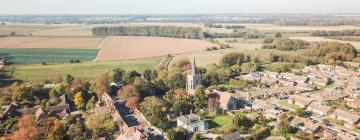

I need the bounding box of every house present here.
[288,95,314,108]
[323,128,338,140]
[337,130,359,140]
[116,126,148,140]
[177,113,208,132]
[295,83,316,93]
[240,73,262,83]
[314,89,349,103]
[345,98,360,109]
[289,116,322,134]
[330,109,360,126]
[306,101,332,116]
[35,108,48,121]
[251,100,275,111]
[309,77,330,86]
[264,108,282,119]
[212,90,238,111]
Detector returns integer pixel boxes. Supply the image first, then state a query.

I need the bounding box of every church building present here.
[186,57,201,95]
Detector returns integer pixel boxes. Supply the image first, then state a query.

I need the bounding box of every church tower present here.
[186,57,201,94]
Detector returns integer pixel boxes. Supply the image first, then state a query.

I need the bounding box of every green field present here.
[0,48,99,65]
[14,57,163,81]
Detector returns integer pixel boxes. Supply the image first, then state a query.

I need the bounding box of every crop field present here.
[95,36,217,61]
[0,36,104,49]
[290,36,360,49]
[0,24,64,35]
[31,26,94,36]
[0,48,99,65]
[242,24,360,31]
[13,57,163,81]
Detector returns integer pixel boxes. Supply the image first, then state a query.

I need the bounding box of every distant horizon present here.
[1,13,360,16]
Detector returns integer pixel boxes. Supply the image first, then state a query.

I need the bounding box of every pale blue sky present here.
[1,0,360,14]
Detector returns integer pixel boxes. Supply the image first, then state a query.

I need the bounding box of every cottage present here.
[35,108,48,121]
[330,109,360,126]
[337,130,359,140]
[306,101,331,116]
[264,108,282,119]
[323,128,338,140]
[251,100,275,111]
[177,113,208,132]
[315,89,349,103]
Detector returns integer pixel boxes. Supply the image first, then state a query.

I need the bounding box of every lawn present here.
[206,115,233,129]
[0,48,99,65]
[13,57,164,81]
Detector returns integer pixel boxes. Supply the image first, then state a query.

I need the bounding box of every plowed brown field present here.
[95,36,217,61]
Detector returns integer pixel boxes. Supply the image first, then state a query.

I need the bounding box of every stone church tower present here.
[186,57,201,94]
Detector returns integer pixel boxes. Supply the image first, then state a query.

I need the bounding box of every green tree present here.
[65,74,74,85]
[233,114,252,132]
[275,114,290,136]
[295,108,306,117]
[250,124,271,139]
[193,86,207,111]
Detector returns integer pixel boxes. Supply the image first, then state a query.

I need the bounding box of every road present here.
[114,100,164,140]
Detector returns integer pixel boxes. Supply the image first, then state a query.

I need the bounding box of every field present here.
[95,36,217,61]
[0,48,99,65]
[290,36,360,49]
[31,26,94,36]
[173,43,262,67]
[0,24,64,35]
[13,57,163,80]
[0,36,104,49]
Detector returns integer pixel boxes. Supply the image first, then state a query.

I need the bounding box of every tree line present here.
[92,26,204,39]
[311,30,360,36]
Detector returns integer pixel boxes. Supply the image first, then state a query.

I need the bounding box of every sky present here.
[0,0,360,15]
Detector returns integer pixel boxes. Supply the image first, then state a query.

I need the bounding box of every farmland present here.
[13,57,163,80]
[0,24,65,35]
[0,36,104,49]
[95,36,217,61]
[0,48,99,65]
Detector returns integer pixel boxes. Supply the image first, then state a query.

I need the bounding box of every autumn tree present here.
[125,96,139,111]
[43,117,66,140]
[93,73,110,100]
[173,88,188,101]
[74,92,83,105]
[11,115,39,140]
[117,85,139,100]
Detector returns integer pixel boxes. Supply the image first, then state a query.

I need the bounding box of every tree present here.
[191,133,201,140]
[125,96,139,111]
[233,114,252,131]
[275,114,290,136]
[167,127,190,140]
[250,124,271,139]
[11,84,35,107]
[93,73,110,100]
[108,68,125,83]
[65,74,74,85]
[85,109,117,138]
[295,108,306,117]
[140,96,167,129]
[86,96,97,110]
[43,117,66,140]
[74,92,84,106]
[143,69,152,81]
[174,88,188,101]
[193,86,207,111]
[117,85,139,100]
[220,52,245,66]
[167,73,186,90]
[11,115,39,140]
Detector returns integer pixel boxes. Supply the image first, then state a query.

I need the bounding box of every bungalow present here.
[315,89,349,103]
[251,100,275,111]
[177,113,208,132]
[330,109,360,126]
[309,77,331,86]
[295,83,315,93]
[264,108,282,119]
[323,128,338,140]
[289,116,322,134]
[240,73,262,82]
[337,130,359,140]
[306,101,332,116]
[288,95,314,108]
